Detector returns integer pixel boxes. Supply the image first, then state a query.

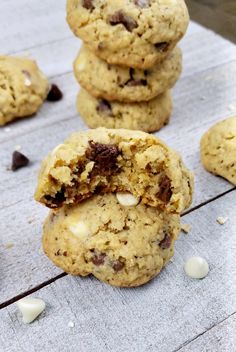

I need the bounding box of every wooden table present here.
[0,1,236,351]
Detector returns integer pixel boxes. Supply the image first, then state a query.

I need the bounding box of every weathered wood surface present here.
[1,1,236,351]
[1,190,235,352]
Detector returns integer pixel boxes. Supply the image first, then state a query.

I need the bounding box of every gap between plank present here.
[1,186,235,310]
[173,310,236,352]
[0,273,67,310]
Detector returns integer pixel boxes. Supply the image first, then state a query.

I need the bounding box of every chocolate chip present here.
[11,151,29,171]
[82,0,94,10]
[109,11,138,32]
[96,99,113,116]
[47,84,63,102]
[134,0,150,8]
[86,141,120,176]
[154,42,169,52]
[126,79,147,86]
[92,253,106,266]
[157,176,172,203]
[124,68,147,87]
[112,260,125,271]
[159,234,171,249]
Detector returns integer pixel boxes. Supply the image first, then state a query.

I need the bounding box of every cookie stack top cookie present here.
[66,0,189,132]
[67,0,189,69]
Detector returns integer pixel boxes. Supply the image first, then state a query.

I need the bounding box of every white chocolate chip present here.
[68,321,75,328]
[217,216,228,225]
[116,192,140,207]
[16,297,45,324]
[14,145,22,151]
[181,223,192,234]
[22,70,32,87]
[69,221,90,238]
[184,256,209,279]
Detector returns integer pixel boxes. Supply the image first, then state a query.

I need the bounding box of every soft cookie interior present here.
[35,129,193,213]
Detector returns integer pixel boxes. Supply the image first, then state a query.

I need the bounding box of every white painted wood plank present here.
[178,313,236,352]
[1,190,236,352]
[1,0,72,54]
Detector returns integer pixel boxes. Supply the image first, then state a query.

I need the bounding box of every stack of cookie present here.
[66,0,189,132]
[35,128,193,287]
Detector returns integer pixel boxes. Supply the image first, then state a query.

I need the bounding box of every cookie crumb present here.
[11,151,29,171]
[216,216,228,225]
[47,84,63,102]
[181,223,192,233]
[68,321,75,328]
[227,104,236,112]
[5,243,14,249]
[14,145,22,151]
[16,297,46,324]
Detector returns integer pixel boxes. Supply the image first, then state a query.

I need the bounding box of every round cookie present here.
[0,55,49,126]
[43,193,181,287]
[77,88,172,132]
[35,127,194,214]
[200,116,236,185]
[74,46,182,102]
[67,0,189,69]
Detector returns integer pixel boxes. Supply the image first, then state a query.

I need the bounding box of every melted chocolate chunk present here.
[154,42,169,52]
[112,260,125,272]
[109,11,138,32]
[159,234,171,249]
[96,99,113,115]
[45,188,66,208]
[86,141,120,175]
[92,253,106,266]
[11,151,29,171]
[47,84,63,102]
[157,176,172,203]
[134,0,150,8]
[82,0,94,10]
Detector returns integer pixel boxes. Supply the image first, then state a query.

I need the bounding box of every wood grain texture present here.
[0,36,236,304]
[1,190,236,352]
[178,312,236,352]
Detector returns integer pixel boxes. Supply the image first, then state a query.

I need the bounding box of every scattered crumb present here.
[4,127,11,133]
[14,145,22,151]
[28,217,36,224]
[5,243,14,249]
[216,216,228,225]
[68,321,75,328]
[227,104,236,112]
[181,223,192,234]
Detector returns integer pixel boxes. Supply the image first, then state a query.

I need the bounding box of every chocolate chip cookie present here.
[67,0,189,69]
[0,55,49,125]
[43,193,181,287]
[201,116,236,185]
[35,128,194,213]
[74,46,182,102]
[77,88,172,132]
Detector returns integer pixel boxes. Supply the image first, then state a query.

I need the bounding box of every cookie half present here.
[77,88,172,132]
[43,193,180,287]
[200,116,236,185]
[74,46,182,102]
[0,56,49,125]
[35,127,194,213]
[67,0,189,69]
